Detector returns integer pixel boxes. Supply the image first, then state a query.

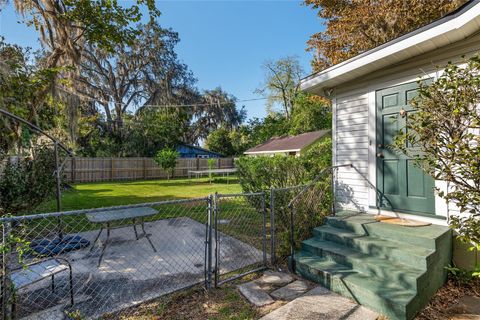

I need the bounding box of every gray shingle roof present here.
[245,130,330,154]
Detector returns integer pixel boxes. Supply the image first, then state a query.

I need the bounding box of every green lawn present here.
[24,177,266,257]
[36,177,242,213]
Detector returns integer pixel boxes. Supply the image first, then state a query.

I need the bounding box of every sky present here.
[0,0,323,120]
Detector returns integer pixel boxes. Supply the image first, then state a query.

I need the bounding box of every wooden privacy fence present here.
[63,157,235,183]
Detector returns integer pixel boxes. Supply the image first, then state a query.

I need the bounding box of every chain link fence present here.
[0,180,332,319]
[0,194,269,320]
[270,169,335,265]
[214,193,267,286]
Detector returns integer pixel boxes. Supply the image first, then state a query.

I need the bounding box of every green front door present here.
[376,81,435,215]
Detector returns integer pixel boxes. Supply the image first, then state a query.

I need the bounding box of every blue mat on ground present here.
[30,235,90,256]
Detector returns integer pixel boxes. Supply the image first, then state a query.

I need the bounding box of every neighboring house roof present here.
[301,0,480,96]
[244,130,330,154]
[177,143,223,157]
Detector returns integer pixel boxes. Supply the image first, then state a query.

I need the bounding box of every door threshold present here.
[367,207,448,226]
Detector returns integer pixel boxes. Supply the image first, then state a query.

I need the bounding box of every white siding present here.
[332,33,480,223]
[334,91,370,212]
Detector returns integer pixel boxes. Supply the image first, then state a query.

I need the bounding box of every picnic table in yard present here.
[87,207,158,266]
[188,168,237,183]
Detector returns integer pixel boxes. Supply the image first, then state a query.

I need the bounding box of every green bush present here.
[207,158,217,182]
[236,137,332,259]
[0,145,58,215]
[154,148,179,180]
[236,137,332,192]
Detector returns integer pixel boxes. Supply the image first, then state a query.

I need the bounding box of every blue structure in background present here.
[176,144,223,158]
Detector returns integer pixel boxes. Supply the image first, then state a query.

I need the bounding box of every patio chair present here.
[9,257,74,317]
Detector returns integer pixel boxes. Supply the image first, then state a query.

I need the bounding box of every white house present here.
[301,0,480,226]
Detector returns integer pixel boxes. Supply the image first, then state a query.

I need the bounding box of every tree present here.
[189,87,246,143]
[305,0,467,72]
[256,56,303,119]
[289,93,331,135]
[394,55,480,255]
[154,148,179,180]
[78,21,197,135]
[247,114,290,146]
[10,0,159,69]
[5,1,160,145]
[0,38,60,154]
[205,128,235,157]
[124,108,187,157]
[229,126,253,156]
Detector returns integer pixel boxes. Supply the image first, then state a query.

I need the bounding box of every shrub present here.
[0,145,58,215]
[236,138,332,259]
[207,158,217,182]
[393,56,480,271]
[236,137,332,192]
[154,148,179,180]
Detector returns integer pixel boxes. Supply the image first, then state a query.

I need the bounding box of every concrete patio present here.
[16,217,263,319]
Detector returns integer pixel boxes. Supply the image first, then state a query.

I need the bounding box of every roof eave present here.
[301,1,480,96]
[244,149,302,154]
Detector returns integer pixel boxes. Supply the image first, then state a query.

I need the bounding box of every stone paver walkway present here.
[237,270,379,320]
[260,286,379,320]
[237,271,301,306]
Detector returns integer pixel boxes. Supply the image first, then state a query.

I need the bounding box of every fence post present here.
[1,222,12,320]
[143,158,147,180]
[205,195,213,290]
[261,193,267,267]
[71,157,76,183]
[288,205,296,273]
[110,157,114,181]
[270,188,276,265]
[213,192,219,288]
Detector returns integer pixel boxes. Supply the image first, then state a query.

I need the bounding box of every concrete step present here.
[326,211,450,250]
[312,224,435,270]
[294,252,418,320]
[301,238,427,291]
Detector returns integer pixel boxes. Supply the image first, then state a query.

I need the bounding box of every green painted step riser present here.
[300,244,423,291]
[326,218,437,249]
[312,229,431,270]
[301,244,421,291]
[295,261,409,320]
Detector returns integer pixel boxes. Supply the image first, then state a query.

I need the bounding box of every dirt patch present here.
[416,277,480,320]
[103,273,286,320]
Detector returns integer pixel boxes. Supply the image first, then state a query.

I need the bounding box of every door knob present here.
[377,144,384,148]
[376,152,384,158]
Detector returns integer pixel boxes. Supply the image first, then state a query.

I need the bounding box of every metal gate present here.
[205,192,268,288]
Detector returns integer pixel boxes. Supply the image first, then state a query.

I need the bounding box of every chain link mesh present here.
[270,171,334,263]
[0,192,273,319]
[0,180,332,319]
[214,193,267,285]
[1,199,216,319]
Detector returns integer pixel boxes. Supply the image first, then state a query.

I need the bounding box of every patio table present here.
[10,257,74,316]
[87,207,158,266]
